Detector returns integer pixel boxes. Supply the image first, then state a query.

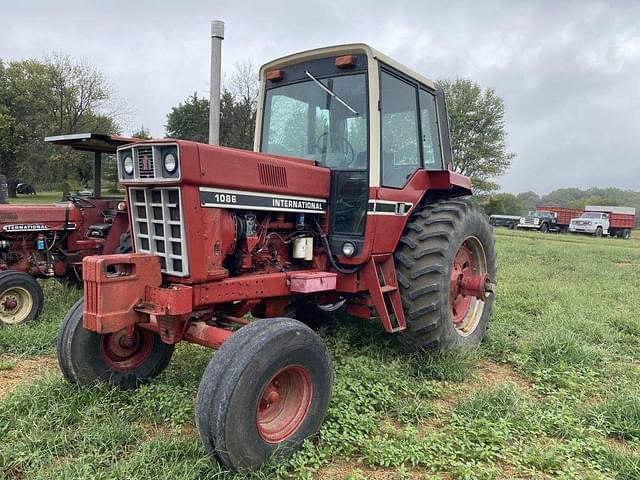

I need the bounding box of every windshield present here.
[528,211,550,218]
[261,73,368,170]
[581,212,602,219]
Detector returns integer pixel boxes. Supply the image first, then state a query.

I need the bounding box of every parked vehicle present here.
[570,206,636,238]
[16,183,37,195]
[56,44,496,471]
[517,210,560,232]
[0,133,135,326]
[489,214,519,229]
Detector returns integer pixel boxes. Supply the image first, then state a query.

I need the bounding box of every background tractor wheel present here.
[0,271,44,326]
[196,317,332,471]
[394,197,496,350]
[57,299,174,388]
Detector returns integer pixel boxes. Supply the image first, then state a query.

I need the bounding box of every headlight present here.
[122,154,134,175]
[163,152,177,174]
[520,217,525,223]
[341,241,355,257]
[534,218,540,225]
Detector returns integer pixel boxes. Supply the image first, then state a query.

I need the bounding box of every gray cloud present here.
[1,0,638,193]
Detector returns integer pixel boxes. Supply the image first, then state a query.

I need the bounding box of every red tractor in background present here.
[57,44,496,470]
[0,133,134,326]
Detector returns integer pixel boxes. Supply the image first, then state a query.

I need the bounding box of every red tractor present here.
[0,133,134,326]
[57,44,496,470]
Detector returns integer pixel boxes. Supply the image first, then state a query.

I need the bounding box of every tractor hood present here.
[0,203,82,233]
[196,143,330,200]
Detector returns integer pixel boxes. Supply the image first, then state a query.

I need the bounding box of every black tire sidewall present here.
[57,299,173,388]
[0,271,44,326]
[198,319,332,471]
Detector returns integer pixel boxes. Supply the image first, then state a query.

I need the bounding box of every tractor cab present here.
[256,44,467,263]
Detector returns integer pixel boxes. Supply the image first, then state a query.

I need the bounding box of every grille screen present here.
[137,147,155,178]
[129,187,188,277]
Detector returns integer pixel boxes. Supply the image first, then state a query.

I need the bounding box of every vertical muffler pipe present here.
[209,20,224,145]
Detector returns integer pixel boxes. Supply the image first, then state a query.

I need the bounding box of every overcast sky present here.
[1,0,639,193]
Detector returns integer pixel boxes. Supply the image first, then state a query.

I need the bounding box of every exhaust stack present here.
[209,20,224,145]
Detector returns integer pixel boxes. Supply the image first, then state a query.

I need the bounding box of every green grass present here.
[1,229,640,479]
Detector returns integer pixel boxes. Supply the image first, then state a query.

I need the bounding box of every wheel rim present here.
[449,237,489,336]
[0,286,33,325]
[99,328,154,371]
[256,365,313,443]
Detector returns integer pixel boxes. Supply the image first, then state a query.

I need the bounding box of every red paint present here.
[289,272,337,293]
[256,365,313,443]
[99,328,154,372]
[83,254,161,334]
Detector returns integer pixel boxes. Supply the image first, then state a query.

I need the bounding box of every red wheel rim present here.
[450,244,475,324]
[449,237,490,336]
[256,365,313,443]
[99,328,154,372]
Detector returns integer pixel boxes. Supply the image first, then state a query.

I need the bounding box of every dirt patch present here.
[475,359,534,394]
[0,355,58,400]
[316,459,448,479]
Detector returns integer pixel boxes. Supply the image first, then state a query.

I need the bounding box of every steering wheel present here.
[65,194,96,209]
[314,132,355,167]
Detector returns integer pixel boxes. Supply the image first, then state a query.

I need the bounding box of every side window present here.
[419,89,443,169]
[380,70,420,188]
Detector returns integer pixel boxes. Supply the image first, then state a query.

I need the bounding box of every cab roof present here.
[259,43,436,90]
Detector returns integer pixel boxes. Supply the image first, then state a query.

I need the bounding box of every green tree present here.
[483,193,523,216]
[165,93,209,143]
[516,191,540,213]
[437,78,514,194]
[0,55,119,196]
[132,126,151,139]
[165,60,258,149]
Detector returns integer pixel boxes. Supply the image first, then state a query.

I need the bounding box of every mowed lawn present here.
[1,230,640,479]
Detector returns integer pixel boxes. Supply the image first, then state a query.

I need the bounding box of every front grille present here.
[137,147,155,178]
[129,187,188,277]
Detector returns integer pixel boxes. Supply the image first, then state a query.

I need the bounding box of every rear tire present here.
[623,229,631,239]
[394,198,496,350]
[195,318,332,471]
[0,271,44,326]
[56,299,174,388]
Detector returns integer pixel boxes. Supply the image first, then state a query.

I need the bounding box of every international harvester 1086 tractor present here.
[0,134,134,326]
[57,44,496,470]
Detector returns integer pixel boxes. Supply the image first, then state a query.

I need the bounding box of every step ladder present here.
[361,254,406,333]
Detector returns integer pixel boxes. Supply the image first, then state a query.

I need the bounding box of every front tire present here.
[394,198,496,350]
[0,271,44,326]
[196,318,332,471]
[56,299,174,388]
[540,222,549,233]
[594,227,603,237]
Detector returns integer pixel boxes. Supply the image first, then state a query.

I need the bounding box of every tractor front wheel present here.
[0,271,44,326]
[196,317,332,471]
[57,299,174,388]
[395,198,496,350]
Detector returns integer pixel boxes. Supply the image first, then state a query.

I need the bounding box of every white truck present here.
[569,206,637,238]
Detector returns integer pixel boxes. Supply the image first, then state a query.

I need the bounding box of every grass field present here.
[1,229,640,479]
